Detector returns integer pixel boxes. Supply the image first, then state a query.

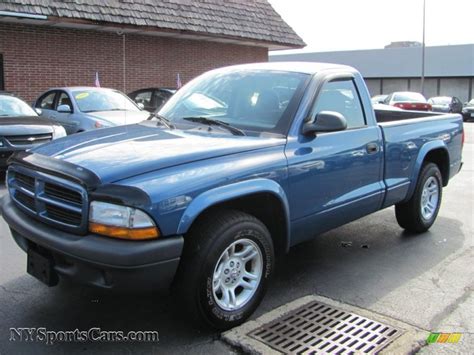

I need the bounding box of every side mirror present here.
[57,104,72,113]
[303,111,347,135]
[34,108,43,115]
[137,102,145,110]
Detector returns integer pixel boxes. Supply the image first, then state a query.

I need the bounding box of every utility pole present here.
[420,0,426,95]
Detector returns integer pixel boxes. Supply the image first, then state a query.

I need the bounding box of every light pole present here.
[420,0,426,95]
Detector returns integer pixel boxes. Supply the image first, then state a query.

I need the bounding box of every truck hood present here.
[31,122,285,183]
[0,116,56,135]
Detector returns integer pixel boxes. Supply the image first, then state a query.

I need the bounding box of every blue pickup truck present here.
[1,62,463,329]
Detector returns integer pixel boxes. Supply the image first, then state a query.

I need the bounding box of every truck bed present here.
[375,110,463,208]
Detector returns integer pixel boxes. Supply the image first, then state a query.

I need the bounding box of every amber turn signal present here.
[89,222,159,240]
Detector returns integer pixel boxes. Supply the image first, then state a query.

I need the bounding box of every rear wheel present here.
[173,210,274,330]
[395,163,443,233]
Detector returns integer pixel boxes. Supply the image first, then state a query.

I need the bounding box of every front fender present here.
[405,139,449,200]
[176,178,291,248]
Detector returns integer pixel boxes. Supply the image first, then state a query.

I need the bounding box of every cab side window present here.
[37,92,56,110]
[312,79,366,129]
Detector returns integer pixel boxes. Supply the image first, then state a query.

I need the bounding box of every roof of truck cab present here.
[218,62,357,75]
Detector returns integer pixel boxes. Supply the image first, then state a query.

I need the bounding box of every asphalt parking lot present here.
[0,123,472,354]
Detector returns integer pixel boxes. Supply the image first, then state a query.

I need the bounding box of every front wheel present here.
[173,210,274,330]
[395,162,443,233]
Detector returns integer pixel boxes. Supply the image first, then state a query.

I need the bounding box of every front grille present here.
[8,167,88,233]
[5,133,53,146]
[44,183,82,205]
[16,172,35,190]
[14,190,35,211]
[45,204,82,226]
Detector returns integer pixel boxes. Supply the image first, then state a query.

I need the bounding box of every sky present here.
[268,0,474,55]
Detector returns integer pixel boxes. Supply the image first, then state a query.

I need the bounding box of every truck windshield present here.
[158,69,308,135]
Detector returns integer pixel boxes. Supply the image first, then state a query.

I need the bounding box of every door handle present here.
[366,143,379,154]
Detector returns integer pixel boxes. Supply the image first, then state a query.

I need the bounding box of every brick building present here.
[0,0,304,102]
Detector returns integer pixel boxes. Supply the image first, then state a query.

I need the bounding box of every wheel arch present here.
[177,179,291,255]
[423,148,450,186]
[406,141,450,200]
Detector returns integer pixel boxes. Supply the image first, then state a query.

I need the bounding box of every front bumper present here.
[1,195,183,290]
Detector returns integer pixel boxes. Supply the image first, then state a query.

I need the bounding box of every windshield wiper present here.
[148,112,175,129]
[182,116,246,136]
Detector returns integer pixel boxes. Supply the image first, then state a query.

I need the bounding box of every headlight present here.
[53,125,67,139]
[89,201,159,240]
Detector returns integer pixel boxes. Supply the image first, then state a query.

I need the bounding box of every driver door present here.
[286,77,384,245]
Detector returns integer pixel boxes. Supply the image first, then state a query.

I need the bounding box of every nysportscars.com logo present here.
[426,332,462,344]
[10,327,159,345]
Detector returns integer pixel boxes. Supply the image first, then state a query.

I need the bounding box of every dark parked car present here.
[0,92,66,168]
[128,87,175,112]
[384,92,432,111]
[34,87,150,134]
[428,96,463,114]
[462,99,474,122]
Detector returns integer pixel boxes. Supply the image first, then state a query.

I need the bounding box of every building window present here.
[0,54,4,91]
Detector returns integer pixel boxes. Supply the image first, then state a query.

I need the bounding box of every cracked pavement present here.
[0,123,472,354]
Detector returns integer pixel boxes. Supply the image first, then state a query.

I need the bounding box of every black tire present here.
[395,163,443,233]
[173,209,274,330]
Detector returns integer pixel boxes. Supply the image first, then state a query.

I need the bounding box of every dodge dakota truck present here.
[1,62,463,329]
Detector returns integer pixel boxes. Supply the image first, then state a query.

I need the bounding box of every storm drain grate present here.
[248,301,402,354]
